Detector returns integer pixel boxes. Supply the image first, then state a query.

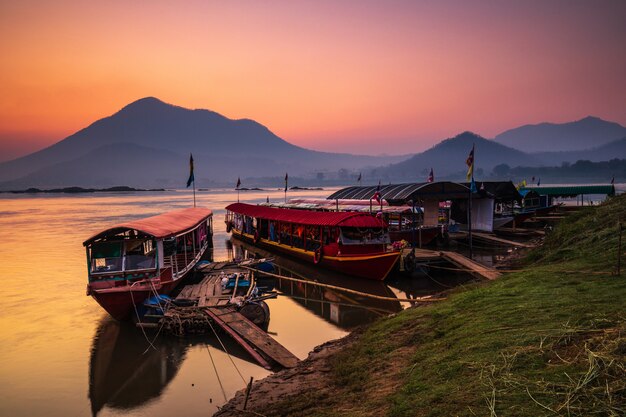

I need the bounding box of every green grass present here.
[255,195,626,416]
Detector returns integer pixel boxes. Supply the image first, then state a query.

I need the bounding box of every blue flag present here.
[470,177,477,193]
[186,154,194,188]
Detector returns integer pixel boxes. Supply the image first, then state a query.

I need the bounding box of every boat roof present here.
[84,207,213,245]
[520,185,615,197]
[462,181,522,202]
[263,199,416,214]
[326,181,470,204]
[226,203,387,227]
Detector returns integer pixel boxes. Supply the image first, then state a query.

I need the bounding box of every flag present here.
[611,176,615,185]
[531,176,535,182]
[372,181,381,203]
[186,153,194,188]
[537,178,541,186]
[284,172,288,192]
[470,177,477,193]
[236,177,241,189]
[466,145,474,181]
[480,182,485,191]
[516,179,527,190]
[357,172,362,183]
[427,168,434,183]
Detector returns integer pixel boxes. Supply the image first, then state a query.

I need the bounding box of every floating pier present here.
[139,260,299,370]
[401,248,502,281]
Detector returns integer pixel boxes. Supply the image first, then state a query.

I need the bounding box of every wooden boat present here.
[225,203,400,281]
[83,207,213,321]
[266,198,442,246]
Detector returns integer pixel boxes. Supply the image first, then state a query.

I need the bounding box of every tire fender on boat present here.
[313,247,323,264]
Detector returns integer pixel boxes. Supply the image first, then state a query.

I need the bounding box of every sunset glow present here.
[1,0,625,158]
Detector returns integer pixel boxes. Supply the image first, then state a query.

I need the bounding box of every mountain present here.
[534,137,626,166]
[370,132,539,181]
[495,116,626,153]
[0,97,408,189]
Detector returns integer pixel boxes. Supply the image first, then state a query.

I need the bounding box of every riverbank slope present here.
[217,194,626,416]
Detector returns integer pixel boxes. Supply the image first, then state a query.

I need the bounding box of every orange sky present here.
[1,0,625,160]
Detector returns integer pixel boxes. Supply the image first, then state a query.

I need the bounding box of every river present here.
[0,188,508,416]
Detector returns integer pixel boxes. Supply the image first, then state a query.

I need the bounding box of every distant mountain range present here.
[0,97,407,189]
[495,116,626,152]
[0,97,624,189]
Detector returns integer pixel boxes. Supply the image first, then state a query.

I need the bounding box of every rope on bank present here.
[240,266,445,303]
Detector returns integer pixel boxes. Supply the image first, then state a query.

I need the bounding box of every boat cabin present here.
[84,208,213,285]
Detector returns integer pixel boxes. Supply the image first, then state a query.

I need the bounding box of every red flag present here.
[427,168,434,183]
[466,145,474,181]
[372,181,381,203]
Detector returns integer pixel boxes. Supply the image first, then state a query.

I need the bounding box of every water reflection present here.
[232,240,404,329]
[89,318,185,416]
[88,316,261,416]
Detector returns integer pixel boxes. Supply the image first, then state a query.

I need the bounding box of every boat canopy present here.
[520,185,615,198]
[83,207,213,245]
[462,181,522,202]
[326,181,470,204]
[226,203,386,228]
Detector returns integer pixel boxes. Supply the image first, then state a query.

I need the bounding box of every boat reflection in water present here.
[88,313,258,416]
[89,318,185,416]
[230,240,403,329]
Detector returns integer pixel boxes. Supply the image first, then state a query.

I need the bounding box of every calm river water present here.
[0,188,493,416]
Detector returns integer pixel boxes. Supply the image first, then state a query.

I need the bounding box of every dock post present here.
[618,221,623,276]
[243,376,254,410]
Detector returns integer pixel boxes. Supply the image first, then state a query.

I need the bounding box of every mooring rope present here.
[206,316,247,384]
[205,344,228,402]
[240,266,445,303]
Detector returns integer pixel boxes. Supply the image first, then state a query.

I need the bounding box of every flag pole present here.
[193,179,196,208]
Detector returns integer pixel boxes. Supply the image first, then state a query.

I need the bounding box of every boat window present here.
[124,239,156,270]
[90,242,122,273]
[339,227,390,245]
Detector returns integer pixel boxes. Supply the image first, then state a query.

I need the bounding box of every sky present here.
[0,0,625,161]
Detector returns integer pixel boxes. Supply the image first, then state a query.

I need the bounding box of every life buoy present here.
[226,222,232,233]
[254,230,260,243]
[313,248,322,264]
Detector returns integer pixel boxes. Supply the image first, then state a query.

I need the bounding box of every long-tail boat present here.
[225,203,399,281]
[83,207,213,320]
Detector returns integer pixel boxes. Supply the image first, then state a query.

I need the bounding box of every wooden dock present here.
[439,250,501,280]
[401,247,501,281]
[451,231,535,248]
[146,260,299,370]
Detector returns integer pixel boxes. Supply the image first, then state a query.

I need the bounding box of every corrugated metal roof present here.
[462,181,522,201]
[84,207,213,244]
[520,185,615,197]
[326,181,470,202]
[226,203,386,228]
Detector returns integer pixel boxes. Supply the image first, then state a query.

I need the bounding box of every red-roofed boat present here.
[225,203,399,281]
[83,208,213,320]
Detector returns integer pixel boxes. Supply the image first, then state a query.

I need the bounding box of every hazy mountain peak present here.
[495,116,626,152]
[116,96,179,116]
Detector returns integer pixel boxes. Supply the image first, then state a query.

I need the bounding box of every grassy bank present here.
[259,195,626,416]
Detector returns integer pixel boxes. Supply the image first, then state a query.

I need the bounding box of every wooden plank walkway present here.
[472,232,535,248]
[166,261,299,369]
[206,307,299,369]
[439,251,501,280]
[401,247,502,280]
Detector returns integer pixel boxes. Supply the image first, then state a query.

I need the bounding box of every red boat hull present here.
[88,270,180,321]
[232,230,399,281]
